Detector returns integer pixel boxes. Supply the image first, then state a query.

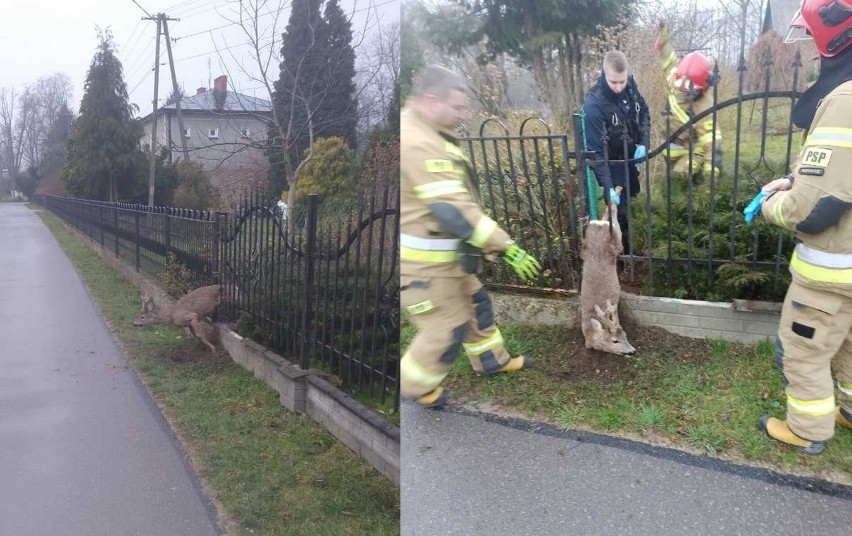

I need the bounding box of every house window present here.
[183,127,191,138]
[208,128,219,139]
[241,128,251,138]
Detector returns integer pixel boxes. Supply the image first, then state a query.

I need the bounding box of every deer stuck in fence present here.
[579,203,636,355]
[133,284,221,352]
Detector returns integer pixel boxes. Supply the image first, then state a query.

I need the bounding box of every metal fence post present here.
[212,212,224,283]
[134,211,140,272]
[300,194,320,370]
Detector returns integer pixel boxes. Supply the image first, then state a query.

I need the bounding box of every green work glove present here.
[503,242,541,281]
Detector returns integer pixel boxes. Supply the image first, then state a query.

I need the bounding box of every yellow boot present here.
[495,355,533,374]
[837,407,852,430]
[415,386,449,409]
[758,416,825,455]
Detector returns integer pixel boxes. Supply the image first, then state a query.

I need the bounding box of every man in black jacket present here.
[582,50,650,256]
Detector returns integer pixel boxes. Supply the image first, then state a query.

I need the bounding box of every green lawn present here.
[36,207,400,536]
[403,319,852,485]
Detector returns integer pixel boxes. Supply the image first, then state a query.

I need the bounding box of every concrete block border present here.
[489,289,782,344]
[220,329,400,484]
[48,212,400,484]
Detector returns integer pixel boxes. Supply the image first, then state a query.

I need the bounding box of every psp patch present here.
[801,147,832,168]
[798,167,825,176]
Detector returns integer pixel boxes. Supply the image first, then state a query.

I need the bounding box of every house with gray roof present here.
[762,0,802,36]
[140,75,272,184]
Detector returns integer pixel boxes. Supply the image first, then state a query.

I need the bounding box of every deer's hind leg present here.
[189,316,217,353]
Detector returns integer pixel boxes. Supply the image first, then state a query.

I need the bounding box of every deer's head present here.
[133,293,164,326]
[588,299,635,355]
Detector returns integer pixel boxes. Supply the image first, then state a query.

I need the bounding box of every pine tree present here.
[267,0,359,201]
[267,0,325,198]
[317,0,357,147]
[64,30,146,201]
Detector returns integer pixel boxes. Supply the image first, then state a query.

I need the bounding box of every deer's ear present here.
[594,304,605,317]
[590,318,603,334]
[142,294,154,312]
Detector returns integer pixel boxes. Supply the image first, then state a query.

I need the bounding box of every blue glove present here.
[633,145,647,161]
[743,191,769,222]
[608,188,621,206]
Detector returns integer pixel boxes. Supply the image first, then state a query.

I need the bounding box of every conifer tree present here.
[317,0,357,147]
[267,0,325,198]
[64,29,145,201]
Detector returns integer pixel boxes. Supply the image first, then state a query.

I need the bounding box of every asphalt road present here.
[401,402,852,536]
[0,203,221,536]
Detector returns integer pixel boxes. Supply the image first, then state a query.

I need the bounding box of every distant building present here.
[762,0,802,36]
[139,75,273,204]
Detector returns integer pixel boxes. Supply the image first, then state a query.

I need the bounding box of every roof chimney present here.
[213,75,227,94]
[196,87,207,95]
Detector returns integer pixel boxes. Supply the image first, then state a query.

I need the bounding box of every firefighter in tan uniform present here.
[400,65,542,408]
[656,21,722,177]
[757,0,852,454]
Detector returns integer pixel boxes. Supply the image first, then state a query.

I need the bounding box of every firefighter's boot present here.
[415,386,449,409]
[758,415,825,455]
[837,407,852,430]
[495,355,533,374]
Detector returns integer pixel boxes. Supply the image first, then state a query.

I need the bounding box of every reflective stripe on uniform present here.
[463,329,504,356]
[795,243,852,268]
[401,350,447,391]
[425,159,455,173]
[668,94,690,124]
[406,300,434,315]
[790,250,852,284]
[467,216,498,248]
[401,246,457,263]
[445,143,464,157]
[414,179,467,198]
[668,146,689,157]
[787,393,836,417]
[401,234,460,251]
[838,381,852,396]
[698,131,715,144]
[806,127,852,149]
[773,196,789,229]
[662,50,677,71]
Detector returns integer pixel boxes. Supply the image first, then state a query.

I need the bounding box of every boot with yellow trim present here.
[495,355,533,374]
[415,386,449,409]
[837,407,852,430]
[758,415,825,455]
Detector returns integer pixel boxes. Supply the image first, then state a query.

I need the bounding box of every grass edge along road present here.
[402,320,852,485]
[35,207,400,536]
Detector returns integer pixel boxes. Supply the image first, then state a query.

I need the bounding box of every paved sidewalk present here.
[0,203,221,536]
[402,402,852,536]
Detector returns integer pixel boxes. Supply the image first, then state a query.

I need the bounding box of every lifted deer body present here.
[134,284,221,352]
[579,207,636,355]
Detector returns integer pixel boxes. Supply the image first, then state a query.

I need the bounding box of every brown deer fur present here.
[579,205,636,355]
[133,284,221,352]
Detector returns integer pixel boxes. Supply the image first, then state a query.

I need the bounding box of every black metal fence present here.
[42,186,400,410]
[42,196,219,290]
[463,48,806,302]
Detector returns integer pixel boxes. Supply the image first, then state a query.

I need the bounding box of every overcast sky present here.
[2,0,398,117]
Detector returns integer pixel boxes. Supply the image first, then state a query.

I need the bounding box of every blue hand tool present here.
[743,191,769,222]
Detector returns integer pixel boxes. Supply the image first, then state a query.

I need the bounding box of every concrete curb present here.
[48,212,400,484]
[490,289,781,344]
[220,329,400,484]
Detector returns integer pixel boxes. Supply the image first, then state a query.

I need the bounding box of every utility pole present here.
[161,17,189,162]
[144,13,163,207]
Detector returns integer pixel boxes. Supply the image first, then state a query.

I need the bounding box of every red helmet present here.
[674,52,712,92]
[784,0,852,57]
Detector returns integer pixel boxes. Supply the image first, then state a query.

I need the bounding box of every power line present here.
[171,22,237,42]
[128,67,154,96]
[131,0,153,18]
